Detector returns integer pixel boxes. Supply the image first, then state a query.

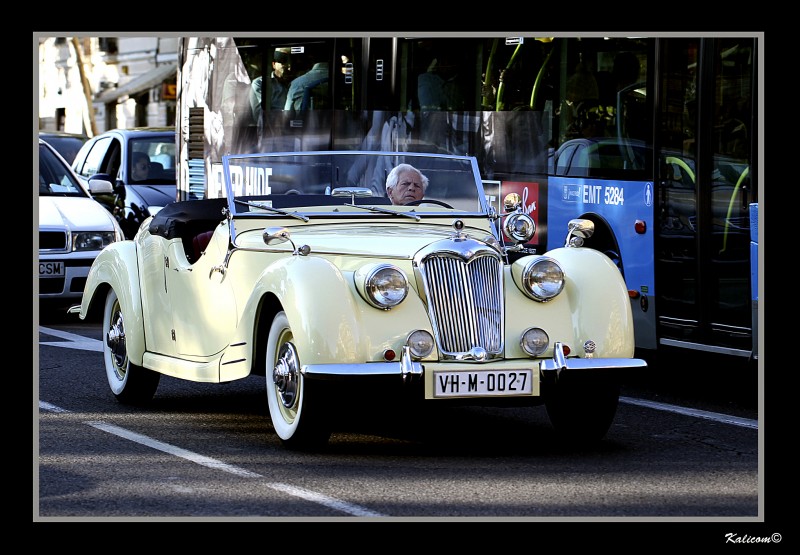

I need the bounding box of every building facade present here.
[38,36,179,136]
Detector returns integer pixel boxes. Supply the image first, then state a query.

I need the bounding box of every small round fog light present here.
[407,330,434,358]
[521,327,549,356]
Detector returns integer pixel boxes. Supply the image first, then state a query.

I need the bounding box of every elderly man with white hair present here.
[385,164,429,205]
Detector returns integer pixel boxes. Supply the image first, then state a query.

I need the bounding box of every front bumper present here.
[301,343,647,400]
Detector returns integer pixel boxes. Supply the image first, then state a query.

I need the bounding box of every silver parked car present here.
[38,139,124,305]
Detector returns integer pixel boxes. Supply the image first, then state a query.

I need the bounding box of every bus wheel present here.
[265,311,331,450]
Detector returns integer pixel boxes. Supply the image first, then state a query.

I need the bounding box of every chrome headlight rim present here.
[357,263,409,309]
[521,256,565,301]
[502,212,536,243]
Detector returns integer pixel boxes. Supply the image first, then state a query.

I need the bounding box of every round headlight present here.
[522,257,565,301]
[357,264,409,309]
[407,329,435,358]
[521,327,549,356]
[503,212,536,243]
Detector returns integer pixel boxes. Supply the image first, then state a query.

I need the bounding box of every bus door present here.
[655,37,756,357]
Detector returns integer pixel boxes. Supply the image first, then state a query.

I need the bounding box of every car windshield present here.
[40,135,86,164]
[221,151,486,217]
[39,143,88,197]
[128,137,177,185]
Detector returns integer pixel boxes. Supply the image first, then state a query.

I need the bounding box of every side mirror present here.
[87,176,114,195]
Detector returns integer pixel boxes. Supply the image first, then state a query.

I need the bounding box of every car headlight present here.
[502,212,536,243]
[72,231,118,252]
[520,256,565,301]
[354,263,409,309]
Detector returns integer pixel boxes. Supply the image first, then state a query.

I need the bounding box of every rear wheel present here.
[544,372,620,445]
[102,289,160,404]
[265,311,331,450]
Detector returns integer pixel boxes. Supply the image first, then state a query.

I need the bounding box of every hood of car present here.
[127,184,177,208]
[241,221,495,257]
[39,196,116,231]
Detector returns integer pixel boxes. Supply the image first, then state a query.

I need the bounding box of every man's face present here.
[273,59,290,79]
[132,158,150,181]
[389,170,424,204]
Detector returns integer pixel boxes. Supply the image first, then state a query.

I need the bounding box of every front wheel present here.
[544,372,620,446]
[265,311,331,450]
[102,288,160,404]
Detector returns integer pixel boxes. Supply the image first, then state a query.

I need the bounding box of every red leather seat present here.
[192,230,215,262]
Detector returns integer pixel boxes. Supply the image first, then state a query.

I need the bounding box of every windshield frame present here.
[220,150,490,219]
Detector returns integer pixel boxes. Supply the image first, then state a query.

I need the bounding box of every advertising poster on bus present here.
[483,180,541,247]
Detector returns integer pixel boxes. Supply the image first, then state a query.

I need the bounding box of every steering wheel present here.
[404,199,454,209]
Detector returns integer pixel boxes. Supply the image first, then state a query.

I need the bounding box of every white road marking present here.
[39,326,103,351]
[38,402,385,518]
[619,396,757,429]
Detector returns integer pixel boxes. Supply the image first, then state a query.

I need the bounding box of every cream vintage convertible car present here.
[72,151,646,449]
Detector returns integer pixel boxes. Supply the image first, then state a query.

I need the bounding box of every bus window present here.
[655,37,757,356]
[176,35,758,362]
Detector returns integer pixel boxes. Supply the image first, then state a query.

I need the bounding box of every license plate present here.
[434,369,533,398]
[39,261,64,277]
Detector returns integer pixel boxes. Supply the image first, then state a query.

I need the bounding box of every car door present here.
[165,227,237,358]
[140,227,236,360]
[71,135,124,222]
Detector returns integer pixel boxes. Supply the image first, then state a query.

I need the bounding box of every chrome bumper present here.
[301,343,646,382]
[539,341,648,377]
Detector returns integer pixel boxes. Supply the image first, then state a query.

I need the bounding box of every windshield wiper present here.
[344,203,421,221]
[234,199,309,222]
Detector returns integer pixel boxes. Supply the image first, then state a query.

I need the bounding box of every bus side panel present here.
[749,202,758,360]
[546,176,656,350]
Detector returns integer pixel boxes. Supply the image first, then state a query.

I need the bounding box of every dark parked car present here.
[39,131,88,165]
[71,127,177,239]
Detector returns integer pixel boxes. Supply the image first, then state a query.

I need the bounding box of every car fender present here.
[79,241,146,365]
[544,246,636,357]
[233,254,429,366]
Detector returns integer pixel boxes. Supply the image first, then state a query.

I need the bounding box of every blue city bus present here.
[176,35,760,363]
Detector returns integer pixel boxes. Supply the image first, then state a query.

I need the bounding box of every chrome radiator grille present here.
[418,251,504,358]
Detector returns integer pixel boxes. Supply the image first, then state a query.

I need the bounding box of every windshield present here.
[39,143,89,197]
[129,137,177,185]
[221,151,487,217]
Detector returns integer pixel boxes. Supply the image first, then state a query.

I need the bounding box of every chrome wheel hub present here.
[272,342,299,408]
[106,307,127,374]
